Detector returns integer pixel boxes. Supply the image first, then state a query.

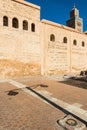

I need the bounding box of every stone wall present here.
[0,0,87,78]
[71,32,87,74]
[41,20,87,75]
[0,0,41,78]
[41,20,69,75]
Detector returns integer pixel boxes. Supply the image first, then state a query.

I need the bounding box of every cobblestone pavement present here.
[0,77,87,130]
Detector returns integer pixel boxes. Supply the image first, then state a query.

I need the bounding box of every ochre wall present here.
[41,20,87,76]
[0,0,41,78]
[71,32,87,74]
[0,0,87,78]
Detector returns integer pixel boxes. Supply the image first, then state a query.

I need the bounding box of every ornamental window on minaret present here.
[66,5,83,32]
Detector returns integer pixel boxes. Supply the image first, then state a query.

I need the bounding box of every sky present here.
[26,0,87,32]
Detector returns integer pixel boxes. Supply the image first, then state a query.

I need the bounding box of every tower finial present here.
[74,3,76,8]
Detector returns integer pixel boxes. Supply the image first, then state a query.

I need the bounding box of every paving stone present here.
[0,78,87,130]
[0,82,65,130]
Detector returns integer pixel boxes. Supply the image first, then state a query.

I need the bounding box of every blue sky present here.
[26,0,87,32]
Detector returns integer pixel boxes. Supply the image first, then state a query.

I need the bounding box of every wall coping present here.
[12,0,40,10]
[41,19,87,35]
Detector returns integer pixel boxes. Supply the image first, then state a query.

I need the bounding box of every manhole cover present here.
[57,115,86,130]
[66,119,77,126]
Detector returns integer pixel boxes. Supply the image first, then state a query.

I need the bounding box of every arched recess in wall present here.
[63,37,67,43]
[73,39,77,45]
[12,17,19,28]
[31,23,35,32]
[50,34,55,42]
[82,41,85,47]
[3,16,8,26]
[23,20,28,30]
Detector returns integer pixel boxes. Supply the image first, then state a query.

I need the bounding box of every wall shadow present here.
[59,79,87,89]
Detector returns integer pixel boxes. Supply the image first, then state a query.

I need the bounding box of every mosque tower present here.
[66,5,83,32]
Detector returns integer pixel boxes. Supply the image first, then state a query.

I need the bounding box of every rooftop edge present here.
[41,19,86,35]
[12,0,40,10]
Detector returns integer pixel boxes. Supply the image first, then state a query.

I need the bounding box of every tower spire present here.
[66,5,83,32]
[74,3,76,8]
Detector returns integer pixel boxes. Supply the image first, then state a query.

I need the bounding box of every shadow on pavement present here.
[59,79,87,89]
[26,86,87,126]
[8,90,19,96]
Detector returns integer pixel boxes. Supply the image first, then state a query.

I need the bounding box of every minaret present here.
[66,5,83,32]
